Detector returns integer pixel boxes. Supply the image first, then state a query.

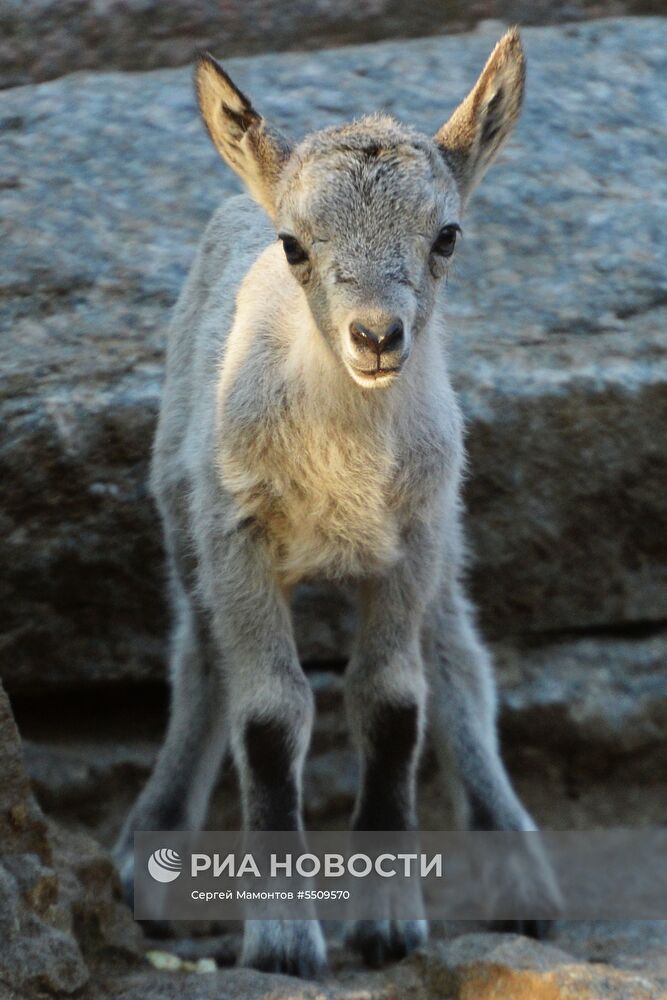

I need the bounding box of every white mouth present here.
[347,364,401,387]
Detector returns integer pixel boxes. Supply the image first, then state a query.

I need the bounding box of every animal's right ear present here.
[195,53,291,219]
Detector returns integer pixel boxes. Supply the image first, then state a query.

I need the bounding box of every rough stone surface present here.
[500,633,667,761]
[13,926,651,1000]
[0,1,658,89]
[495,634,667,832]
[77,929,667,1000]
[0,680,87,996]
[100,957,425,1000]
[554,922,667,986]
[0,681,49,857]
[414,933,667,999]
[0,681,141,997]
[1,18,666,692]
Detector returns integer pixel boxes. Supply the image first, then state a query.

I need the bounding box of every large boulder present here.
[413,933,667,1000]
[0,0,476,89]
[1,18,666,692]
[0,1,643,89]
[0,682,141,996]
[65,929,667,1000]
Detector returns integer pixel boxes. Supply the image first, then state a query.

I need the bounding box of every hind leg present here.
[424,579,560,937]
[113,574,228,901]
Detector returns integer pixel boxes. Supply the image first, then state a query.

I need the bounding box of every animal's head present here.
[196,31,525,388]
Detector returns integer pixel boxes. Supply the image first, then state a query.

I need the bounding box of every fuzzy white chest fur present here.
[218,413,403,585]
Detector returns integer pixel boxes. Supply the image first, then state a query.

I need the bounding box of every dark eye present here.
[431,224,461,258]
[279,233,308,266]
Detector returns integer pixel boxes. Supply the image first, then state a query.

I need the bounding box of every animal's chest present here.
[221,423,403,584]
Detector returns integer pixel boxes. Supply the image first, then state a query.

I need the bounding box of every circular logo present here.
[147,848,182,883]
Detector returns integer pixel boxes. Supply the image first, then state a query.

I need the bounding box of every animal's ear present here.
[434,28,525,204]
[195,53,291,219]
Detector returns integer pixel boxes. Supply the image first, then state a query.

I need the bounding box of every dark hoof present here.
[241,920,328,980]
[140,918,173,939]
[346,919,428,968]
[489,918,553,940]
[249,949,327,979]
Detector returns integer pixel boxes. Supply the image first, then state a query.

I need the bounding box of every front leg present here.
[344,528,436,966]
[199,520,326,978]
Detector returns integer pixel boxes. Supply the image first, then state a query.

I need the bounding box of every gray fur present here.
[115,30,558,977]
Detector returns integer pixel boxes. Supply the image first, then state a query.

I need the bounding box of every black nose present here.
[349,318,404,356]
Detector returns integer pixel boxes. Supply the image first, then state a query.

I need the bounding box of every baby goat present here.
[115,29,555,976]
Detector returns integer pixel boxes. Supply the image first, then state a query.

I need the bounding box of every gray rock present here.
[492,633,667,831]
[0,681,141,996]
[1,18,667,692]
[499,633,667,759]
[99,957,423,1000]
[80,929,667,1000]
[0,679,49,856]
[412,932,666,999]
[0,1,655,89]
[553,921,667,985]
[0,675,89,996]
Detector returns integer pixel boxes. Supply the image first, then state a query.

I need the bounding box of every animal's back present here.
[151,195,273,494]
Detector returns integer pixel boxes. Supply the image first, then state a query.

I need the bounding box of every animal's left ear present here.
[435,28,525,204]
[195,53,292,219]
